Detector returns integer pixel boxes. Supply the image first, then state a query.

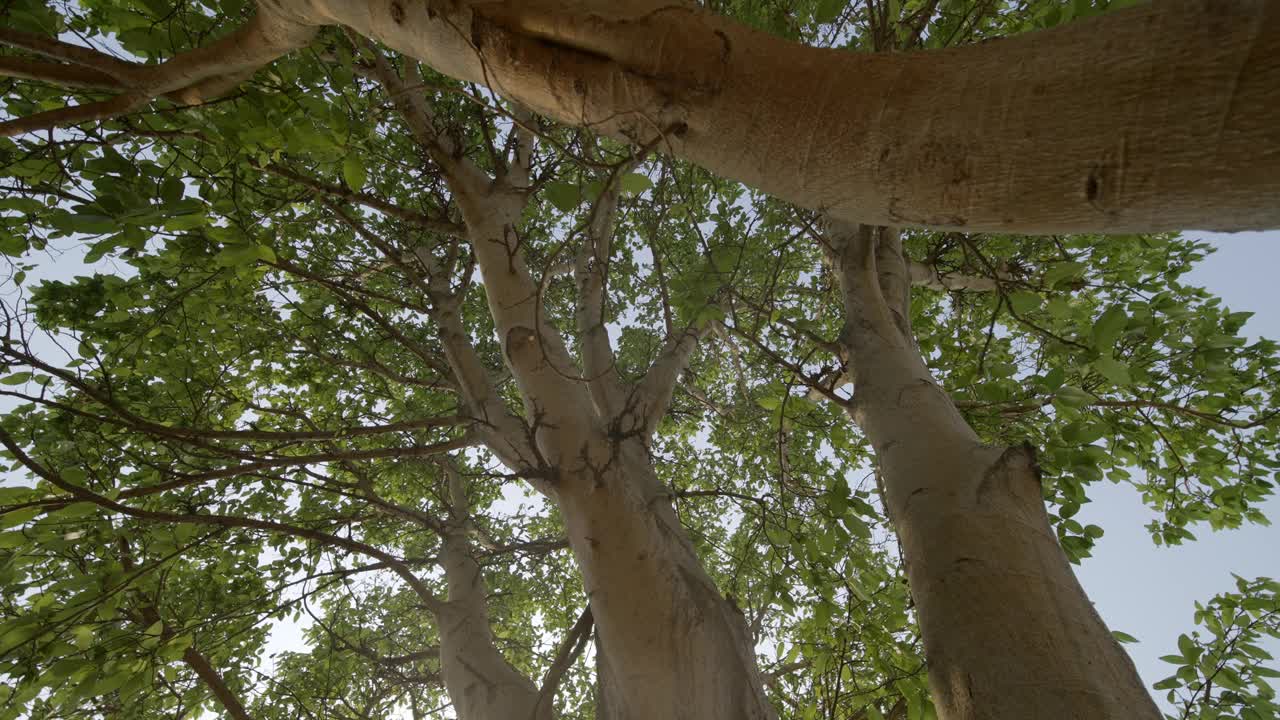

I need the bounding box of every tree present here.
[1,1,1278,719]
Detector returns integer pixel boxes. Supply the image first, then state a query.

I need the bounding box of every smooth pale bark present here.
[828,223,1159,719]
[436,471,544,720]
[550,430,775,720]
[7,1,1279,230]
[409,97,776,712]
[264,0,1280,233]
[449,190,776,719]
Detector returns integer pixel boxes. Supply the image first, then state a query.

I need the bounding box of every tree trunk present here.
[270,0,1280,233]
[436,469,545,720]
[828,224,1160,719]
[549,429,776,720]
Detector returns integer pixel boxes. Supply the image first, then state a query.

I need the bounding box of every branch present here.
[320,202,540,474]
[0,56,123,90]
[906,259,999,292]
[182,646,256,720]
[574,165,629,417]
[532,605,594,717]
[364,40,589,428]
[0,11,316,137]
[624,319,709,439]
[264,163,463,236]
[0,427,446,613]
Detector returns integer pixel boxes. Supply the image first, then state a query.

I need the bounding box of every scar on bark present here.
[974,442,1041,506]
[505,326,538,363]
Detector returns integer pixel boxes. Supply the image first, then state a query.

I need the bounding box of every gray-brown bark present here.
[826,222,1160,719]
[281,0,1280,233]
[436,464,545,720]
[356,50,778,717]
[7,0,1279,232]
[182,647,255,720]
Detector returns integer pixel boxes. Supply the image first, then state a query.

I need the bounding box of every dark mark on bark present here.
[1085,172,1101,203]
[505,326,537,363]
[977,442,1041,505]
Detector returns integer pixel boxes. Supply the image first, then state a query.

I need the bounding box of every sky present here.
[2,229,1277,711]
[1075,231,1280,702]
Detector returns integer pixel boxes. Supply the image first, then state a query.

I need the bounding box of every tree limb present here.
[0,426,447,614]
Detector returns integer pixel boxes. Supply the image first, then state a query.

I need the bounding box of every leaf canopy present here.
[0,0,1276,718]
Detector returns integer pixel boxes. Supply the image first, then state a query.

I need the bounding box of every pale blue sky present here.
[3,230,1276,706]
[1077,231,1280,701]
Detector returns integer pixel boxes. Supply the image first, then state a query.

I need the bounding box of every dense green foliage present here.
[1,0,1277,718]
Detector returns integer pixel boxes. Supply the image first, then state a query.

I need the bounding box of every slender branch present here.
[625,320,709,438]
[0,56,124,90]
[0,427,446,613]
[0,11,316,138]
[532,605,594,717]
[265,163,463,236]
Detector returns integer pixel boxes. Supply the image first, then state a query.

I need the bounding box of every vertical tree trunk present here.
[549,431,776,720]
[828,224,1160,719]
[436,468,546,720]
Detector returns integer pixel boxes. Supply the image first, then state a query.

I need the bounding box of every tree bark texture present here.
[827,223,1161,720]
[453,189,774,717]
[436,470,546,720]
[6,0,1278,232]
[265,0,1280,233]
[552,431,776,720]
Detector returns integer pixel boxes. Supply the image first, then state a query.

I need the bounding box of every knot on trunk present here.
[975,442,1045,513]
[504,325,539,364]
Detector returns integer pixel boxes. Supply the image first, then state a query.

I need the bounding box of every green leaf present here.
[57,213,118,236]
[815,0,845,23]
[216,244,271,268]
[619,173,653,196]
[1042,261,1087,289]
[159,634,194,661]
[1007,290,1041,314]
[1111,630,1138,643]
[342,155,367,190]
[1092,305,1129,349]
[1093,356,1132,386]
[1055,385,1094,408]
[1177,633,1200,661]
[0,372,32,385]
[160,177,186,204]
[0,507,42,530]
[544,182,582,212]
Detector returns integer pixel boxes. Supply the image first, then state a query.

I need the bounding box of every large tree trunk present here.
[549,429,776,720]
[432,170,776,718]
[827,224,1160,719]
[267,0,1280,233]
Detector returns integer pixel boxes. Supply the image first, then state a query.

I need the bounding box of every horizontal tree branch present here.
[0,426,447,613]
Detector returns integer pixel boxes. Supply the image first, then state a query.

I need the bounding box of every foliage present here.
[1154,576,1280,720]
[0,0,1276,718]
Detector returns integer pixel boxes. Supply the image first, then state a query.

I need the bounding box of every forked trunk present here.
[436,469,545,720]
[550,431,776,720]
[436,537,545,720]
[830,224,1160,719]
